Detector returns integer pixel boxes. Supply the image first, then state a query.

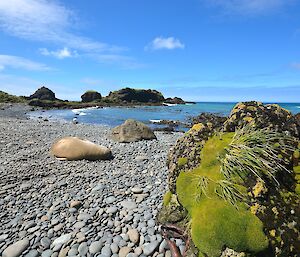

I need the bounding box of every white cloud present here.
[0,55,50,71]
[0,0,120,52]
[39,47,78,59]
[206,0,291,15]
[145,37,185,51]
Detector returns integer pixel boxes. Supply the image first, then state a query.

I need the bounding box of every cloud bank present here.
[206,0,291,15]
[0,55,50,71]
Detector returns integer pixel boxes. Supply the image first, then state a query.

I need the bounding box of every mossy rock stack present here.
[159,101,300,257]
[81,90,102,102]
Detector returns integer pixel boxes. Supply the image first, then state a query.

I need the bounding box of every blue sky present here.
[0,0,300,102]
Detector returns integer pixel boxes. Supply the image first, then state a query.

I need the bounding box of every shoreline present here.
[0,106,185,256]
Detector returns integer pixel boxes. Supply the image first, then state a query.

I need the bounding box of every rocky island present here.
[0,86,193,109]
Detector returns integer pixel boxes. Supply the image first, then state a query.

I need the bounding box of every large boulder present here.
[111,119,157,143]
[29,86,56,101]
[51,137,112,161]
[107,87,165,103]
[81,90,102,102]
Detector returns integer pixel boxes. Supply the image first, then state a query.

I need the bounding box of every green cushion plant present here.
[175,125,295,256]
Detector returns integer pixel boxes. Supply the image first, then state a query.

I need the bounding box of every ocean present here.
[30,102,300,129]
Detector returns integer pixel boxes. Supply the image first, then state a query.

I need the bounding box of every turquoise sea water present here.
[30,102,300,129]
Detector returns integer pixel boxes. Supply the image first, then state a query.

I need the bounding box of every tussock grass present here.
[220,125,295,186]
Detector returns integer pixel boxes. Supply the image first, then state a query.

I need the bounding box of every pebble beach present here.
[0,104,184,257]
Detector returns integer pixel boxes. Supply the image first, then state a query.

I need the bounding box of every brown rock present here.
[111,119,156,143]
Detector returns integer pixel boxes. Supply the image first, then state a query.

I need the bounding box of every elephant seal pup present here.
[51,137,112,161]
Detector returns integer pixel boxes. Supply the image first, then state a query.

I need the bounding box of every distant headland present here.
[0,86,195,109]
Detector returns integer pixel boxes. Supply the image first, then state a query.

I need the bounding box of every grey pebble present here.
[89,241,103,254]
[142,241,160,256]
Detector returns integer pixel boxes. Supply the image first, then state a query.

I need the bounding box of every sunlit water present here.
[29,102,300,130]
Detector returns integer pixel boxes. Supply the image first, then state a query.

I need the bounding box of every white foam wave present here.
[150,119,162,123]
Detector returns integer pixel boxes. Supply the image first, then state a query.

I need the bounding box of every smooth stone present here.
[131,187,143,194]
[101,245,112,256]
[68,247,78,256]
[41,249,53,257]
[165,250,172,257]
[24,250,39,257]
[106,207,118,214]
[73,221,85,229]
[120,201,137,210]
[134,247,143,255]
[105,196,116,204]
[51,234,71,247]
[77,213,92,221]
[119,247,132,257]
[110,242,119,254]
[147,219,155,227]
[2,238,30,257]
[41,237,51,248]
[142,241,159,256]
[52,243,63,252]
[91,184,105,193]
[58,246,69,257]
[127,229,139,244]
[0,234,9,242]
[89,241,103,254]
[78,242,88,256]
[70,200,82,209]
[126,254,138,257]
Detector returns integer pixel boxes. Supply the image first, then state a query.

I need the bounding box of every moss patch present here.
[178,157,188,167]
[191,199,268,257]
[176,133,268,256]
[163,191,172,206]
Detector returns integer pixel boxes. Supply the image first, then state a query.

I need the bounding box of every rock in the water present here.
[106,87,164,103]
[111,119,157,143]
[51,137,112,161]
[2,238,30,257]
[164,97,186,105]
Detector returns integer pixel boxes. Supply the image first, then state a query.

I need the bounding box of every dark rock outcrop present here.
[223,101,300,138]
[111,119,157,143]
[107,87,165,103]
[81,91,102,102]
[29,86,56,101]
[191,112,227,129]
[164,97,186,105]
